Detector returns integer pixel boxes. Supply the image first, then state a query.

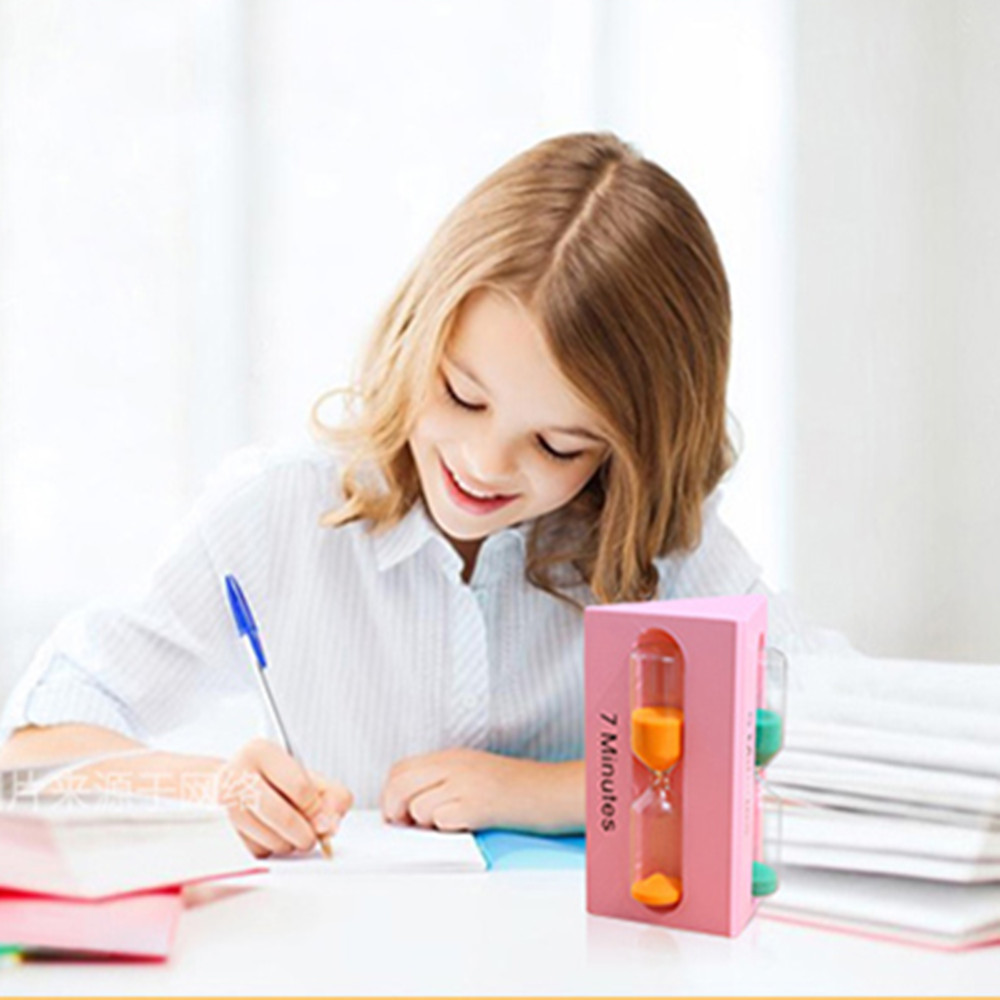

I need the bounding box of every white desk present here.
[4,861,1000,996]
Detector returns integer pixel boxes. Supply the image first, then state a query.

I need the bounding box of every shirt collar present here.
[469,520,530,587]
[372,499,441,573]
[372,499,531,581]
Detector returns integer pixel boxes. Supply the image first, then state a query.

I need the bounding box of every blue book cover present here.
[475,830,585,870]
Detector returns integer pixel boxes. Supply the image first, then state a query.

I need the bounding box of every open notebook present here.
[270,810,488,874]
[264,811,588,874]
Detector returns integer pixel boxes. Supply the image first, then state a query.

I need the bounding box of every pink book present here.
[0,887,183,960]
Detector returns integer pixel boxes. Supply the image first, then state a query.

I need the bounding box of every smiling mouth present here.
[439,457,519,513]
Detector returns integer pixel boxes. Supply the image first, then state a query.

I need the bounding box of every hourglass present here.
[586,594,771,936]
[628,631,684,908]
[752,646,787,897]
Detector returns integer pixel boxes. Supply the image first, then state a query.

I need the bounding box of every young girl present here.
[0,132,843,858]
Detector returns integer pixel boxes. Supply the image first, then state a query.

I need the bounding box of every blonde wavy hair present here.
[311,131,735,608]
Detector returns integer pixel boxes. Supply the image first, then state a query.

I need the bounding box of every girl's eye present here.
[443,374,583,463]
[443,377,485,411]
[538,438,584,463]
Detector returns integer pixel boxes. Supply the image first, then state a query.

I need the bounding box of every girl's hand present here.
[18,732,354,860]
[215,739,353,859]
[379,748,583,834]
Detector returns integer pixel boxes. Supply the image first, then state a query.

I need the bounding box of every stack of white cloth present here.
[761,652,1000,947]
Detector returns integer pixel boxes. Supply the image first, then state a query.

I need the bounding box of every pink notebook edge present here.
[0,888,184,960]
[0,861,268,904]
[760,909,1000,953]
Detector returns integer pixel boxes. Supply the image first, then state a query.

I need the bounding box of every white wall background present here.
[0,0,996,710]
[792,0,1000,662]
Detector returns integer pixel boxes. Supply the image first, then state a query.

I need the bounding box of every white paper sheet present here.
[763,865,1000,947]
[265,810,487,875]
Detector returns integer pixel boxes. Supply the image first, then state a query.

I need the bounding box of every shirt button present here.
[457,694,479,712]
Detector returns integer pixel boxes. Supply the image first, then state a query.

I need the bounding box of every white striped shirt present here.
[0,442,848,807]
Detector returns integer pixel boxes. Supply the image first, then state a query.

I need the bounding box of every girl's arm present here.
[0,722,145,766]
[0,723,225,797]
[0,724,353,859]
[0,722,231,809]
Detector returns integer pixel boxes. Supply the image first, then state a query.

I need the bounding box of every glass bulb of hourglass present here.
[650,769,672,806]
[630,763,683,908]
[637,770,675,838]
[628,634,685,910]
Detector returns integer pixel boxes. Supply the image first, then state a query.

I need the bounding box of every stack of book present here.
[761,652,1000,949]
[0,769,262,960]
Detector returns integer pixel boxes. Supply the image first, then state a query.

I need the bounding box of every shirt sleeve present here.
[0,446,302,746]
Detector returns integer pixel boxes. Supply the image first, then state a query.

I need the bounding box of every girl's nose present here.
[462,439,519,492]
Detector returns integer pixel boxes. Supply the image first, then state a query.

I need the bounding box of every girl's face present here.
[408,288,610,563]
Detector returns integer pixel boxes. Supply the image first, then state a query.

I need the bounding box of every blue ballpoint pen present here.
[224,573,333,858]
